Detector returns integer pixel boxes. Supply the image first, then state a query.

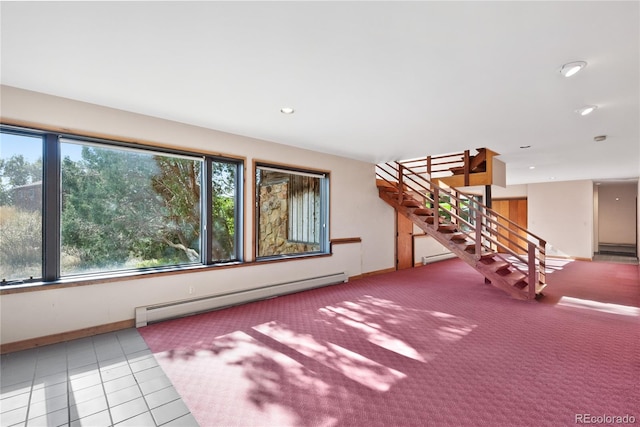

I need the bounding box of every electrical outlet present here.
[188,286,194,295]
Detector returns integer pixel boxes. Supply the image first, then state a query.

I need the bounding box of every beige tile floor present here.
[0,329,198,426]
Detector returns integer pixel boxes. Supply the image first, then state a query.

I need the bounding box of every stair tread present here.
[378,187,399,194]
[413,207,434,216]
[425,216,446,224]
[489,261,511,271]
[402,199,422,207]
[449,233,468,242]
[438,224,458,233]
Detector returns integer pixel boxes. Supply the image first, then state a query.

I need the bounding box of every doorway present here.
[595,182,638,261]
[396,212,414,270]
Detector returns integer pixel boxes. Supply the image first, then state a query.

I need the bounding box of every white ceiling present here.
[1,1,638,185]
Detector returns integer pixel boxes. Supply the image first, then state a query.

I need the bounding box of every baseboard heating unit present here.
[421,252,456,265]
[135,272,347,327]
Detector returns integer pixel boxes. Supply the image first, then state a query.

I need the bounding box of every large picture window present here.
[256,165,329,258]
[0,126,243,285]
[60,140,204,275]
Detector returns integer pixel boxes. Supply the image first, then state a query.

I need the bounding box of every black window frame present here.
[0,124,244,286]
[254,163,330,260]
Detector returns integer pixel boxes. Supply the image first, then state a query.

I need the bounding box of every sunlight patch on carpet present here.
[506,255,573,275]
[155,331,341,427]
[558,296,640,316]
[253,321,406,392]
[317,296,476,363]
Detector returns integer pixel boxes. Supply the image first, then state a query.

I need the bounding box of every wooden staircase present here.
[376,161,547,300]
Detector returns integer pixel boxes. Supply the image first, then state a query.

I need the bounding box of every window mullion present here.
[43,133,60,281]
[203,158,213,264]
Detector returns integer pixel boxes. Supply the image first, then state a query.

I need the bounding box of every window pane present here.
[256,166,327,258]
[60,141,202,275]
[211,160,237,261]
[0,131,43,282]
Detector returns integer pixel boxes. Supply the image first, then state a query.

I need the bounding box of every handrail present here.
[376,161,546,295]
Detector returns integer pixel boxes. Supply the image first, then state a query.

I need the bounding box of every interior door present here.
[396,212,414,269]
[493,198,527,253]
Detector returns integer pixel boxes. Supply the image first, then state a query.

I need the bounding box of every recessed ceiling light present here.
[594,135,607,142]
[576,105,598,116]
[529,166,536,170]
[560,61,587,77]
[520,145,531,149]
[280,107,295,114]
[550,177,556,180]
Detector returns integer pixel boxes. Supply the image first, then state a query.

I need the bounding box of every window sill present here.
[254,252,332,264]
[0,253,334,295]
[0,262,241,295]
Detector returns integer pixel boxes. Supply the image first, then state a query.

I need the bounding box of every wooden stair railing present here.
[400,148,497,187]
[376,161,547,300]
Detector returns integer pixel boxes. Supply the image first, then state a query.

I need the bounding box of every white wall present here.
[597,183,637,245]
[0,86,395,345]
[528,180,594,259]
[414,233,454,265]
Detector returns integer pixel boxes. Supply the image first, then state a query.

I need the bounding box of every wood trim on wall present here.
[330,237,362,245]
[348,267,396,282]
[0,319,135,354]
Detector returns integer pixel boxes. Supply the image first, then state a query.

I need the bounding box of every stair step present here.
[425,216,445,224]
[513,280,528,290]
[449,233,468,242]
[438,224,457,233]
[413,208,434,216]
[464,245,490,254]
[503,271,527,286]
[378,187,398,194]
[488,261,511,272]
[402,199,422,208]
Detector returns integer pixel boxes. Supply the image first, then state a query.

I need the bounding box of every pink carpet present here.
[139,258,640,426]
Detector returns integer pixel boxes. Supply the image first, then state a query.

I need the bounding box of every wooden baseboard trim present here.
[349,266,396,281]
[547,255,592,262]
[0,319,135,354]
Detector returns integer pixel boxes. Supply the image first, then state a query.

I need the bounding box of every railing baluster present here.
[398,164,404,204]
[475,209,482,258]
[433,186,439,229]
[538,239,546,293]
[528,240,537,299]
